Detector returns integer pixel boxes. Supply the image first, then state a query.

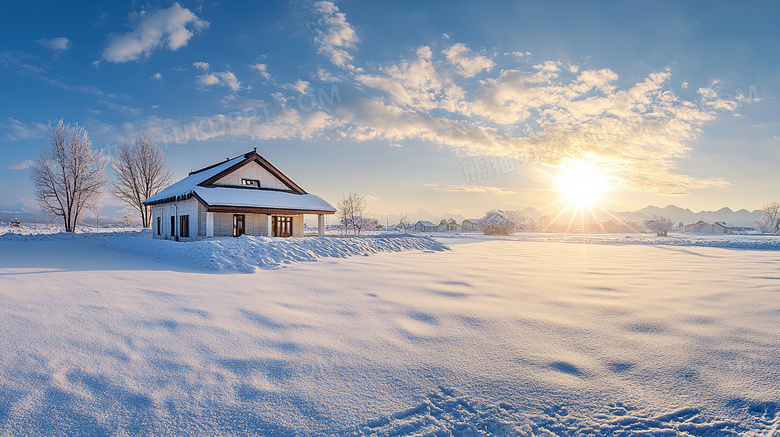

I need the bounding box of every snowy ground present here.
[0,232,778,435]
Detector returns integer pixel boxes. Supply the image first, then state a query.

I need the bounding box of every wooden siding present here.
[210,161,290,191]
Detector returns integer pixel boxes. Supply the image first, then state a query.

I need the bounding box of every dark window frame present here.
[180,215,190,238]
[157,216,161,235]
[241,178,261,188]
[273,216,293,237]
[170,216,175,237]
[233,214,245,237]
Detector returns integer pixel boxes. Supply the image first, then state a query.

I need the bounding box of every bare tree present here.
[398,212,411,234]
[110,134,173,228]
[30,120,107,232]
[336,191,369,235]
[758,201,780,234]
[336,193,352,235]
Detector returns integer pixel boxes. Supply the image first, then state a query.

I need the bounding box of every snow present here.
[0,231,778,435]
[0,230,448,272]
[144,155,243,204]
[193,186,336,213]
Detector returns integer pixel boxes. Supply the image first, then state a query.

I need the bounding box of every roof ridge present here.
[189,150,258,176]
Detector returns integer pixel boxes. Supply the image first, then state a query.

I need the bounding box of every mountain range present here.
[370,205,764,227]
[1,202,764,228]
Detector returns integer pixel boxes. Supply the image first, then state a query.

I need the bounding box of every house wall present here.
[211,161,289,190]
[151,203,304,239]
[151,198,199,240]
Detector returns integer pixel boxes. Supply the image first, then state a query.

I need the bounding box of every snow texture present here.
[0,231,778,435]
[0,230,448,272]
[193,186,336,212]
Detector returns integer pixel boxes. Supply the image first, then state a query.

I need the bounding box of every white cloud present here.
[35,37,71,51]
[429,184,517,195]
[197,71,241,91]
[442,33,450,40]
[511,51,532,57]
[2,118,48,141]
[250,63,271,80]
[151,72,162,80]
[7,160,34,170]
[192,61,209,70]
[443,43,495,77]
[102,3,208,63]
[311,1,359,67]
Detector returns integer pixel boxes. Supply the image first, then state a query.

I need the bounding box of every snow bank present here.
[0,231,449,272]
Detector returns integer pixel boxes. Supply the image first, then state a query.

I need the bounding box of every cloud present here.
[151,72,162,80]
[197,71,240,91]
[102,3,208,63]
[443,43,495,77]
[2,118,48,141]
[311,1,359,67]
[192,61,209,70]
[35,37,71,51]
[250,63,271,80]
[7,160,34,170]
[428,184,517,195]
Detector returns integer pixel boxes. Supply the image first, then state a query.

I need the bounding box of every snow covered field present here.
[0,231,779,435]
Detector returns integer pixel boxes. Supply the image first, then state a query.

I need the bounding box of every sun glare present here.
[556,159,610,208]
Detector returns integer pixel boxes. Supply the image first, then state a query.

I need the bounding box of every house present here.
[462,219,480,231]
[143,148,335,240]
[436,218,460,231]
[414,220,436,232]
[599,220,618,233]
[683,221,755,234]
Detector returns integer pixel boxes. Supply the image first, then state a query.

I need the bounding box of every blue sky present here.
[1,0,779,217]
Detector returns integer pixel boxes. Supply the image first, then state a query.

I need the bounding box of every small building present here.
[436,218,460,232]
[599,220,618,233]
[684,221,755,234]
[462,219,480,231]
[143,149,335,240]
[414,220,436,232]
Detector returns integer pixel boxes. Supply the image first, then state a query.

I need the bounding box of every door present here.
[170,216,175,238]
[233,214,245,237]
[273,216,292,237]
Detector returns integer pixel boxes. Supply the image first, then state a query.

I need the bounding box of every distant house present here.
[684,221,754,234]
[599,220,618,233]
[143,149,335,240]
[437,218,460,231]
[414,220,437,232]
[462,219,480,231]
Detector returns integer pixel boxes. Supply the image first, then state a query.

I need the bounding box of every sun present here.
[554,159,611,208]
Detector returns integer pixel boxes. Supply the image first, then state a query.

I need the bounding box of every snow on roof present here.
[417,221,436,227]
[715,221,735,228]
[145,155,244,204]
[193,187,335,212]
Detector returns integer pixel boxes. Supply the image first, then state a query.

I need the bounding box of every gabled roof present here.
[416,221,436,227]
[144,149,334,214]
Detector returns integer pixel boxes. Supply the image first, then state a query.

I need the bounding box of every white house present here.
[143,149,335,240]
[437,218,460,231]
[462,219,480,231]
[414,220,436,232]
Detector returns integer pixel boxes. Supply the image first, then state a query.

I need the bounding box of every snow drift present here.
[0,230,449,272]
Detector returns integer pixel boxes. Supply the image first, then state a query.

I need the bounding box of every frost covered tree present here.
[398,213,411,234]
[30,120,107,232]
[479,210,516,235]
[644,215,674,236]
[758,202,780,234]
[336,191,369,235]
[110,134,173,228]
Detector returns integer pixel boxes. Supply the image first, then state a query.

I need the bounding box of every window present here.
[273,216,292,237]
[241,179,261,188]
[170,216,175,237]
[180,215,189,238]
[157,216,161,235]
